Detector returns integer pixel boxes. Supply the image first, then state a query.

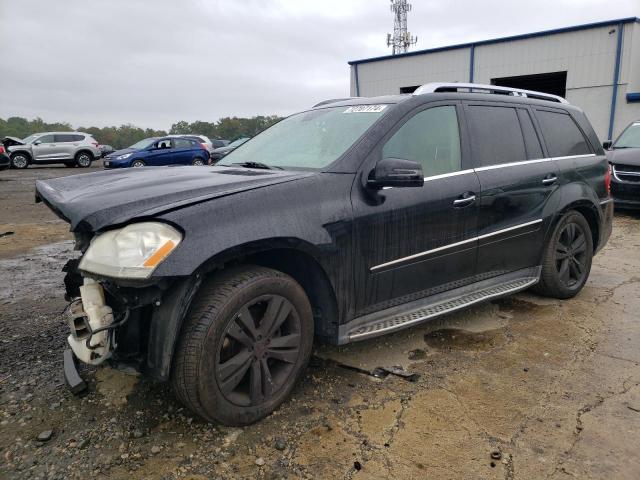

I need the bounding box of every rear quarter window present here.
[535,110,592,157]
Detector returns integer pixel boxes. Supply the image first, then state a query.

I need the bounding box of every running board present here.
[340,267,540,344]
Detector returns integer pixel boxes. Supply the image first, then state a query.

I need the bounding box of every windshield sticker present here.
[343,105,388,113]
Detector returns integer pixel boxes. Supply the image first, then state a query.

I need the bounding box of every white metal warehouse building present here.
[349,17,640,141]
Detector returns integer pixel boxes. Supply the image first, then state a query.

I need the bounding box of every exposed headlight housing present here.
[79,222,182,279]
[116,153,133,160]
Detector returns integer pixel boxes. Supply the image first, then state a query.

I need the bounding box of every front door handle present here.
[453,193,476,207]
[542,175,558,185]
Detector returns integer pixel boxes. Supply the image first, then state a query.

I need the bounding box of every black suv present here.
[36,83,613,425]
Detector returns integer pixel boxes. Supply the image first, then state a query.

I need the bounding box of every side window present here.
[54,134,77,143]
[174,138,192,149]
[466,105,526,166]
[36,134,55,143]
[73,134,85,142]
[382,105,461,177]
[535,110,591,157]
[156,139,172,149]
[517,109,544,160]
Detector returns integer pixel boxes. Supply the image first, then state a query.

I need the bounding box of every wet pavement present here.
[1,166,640,479]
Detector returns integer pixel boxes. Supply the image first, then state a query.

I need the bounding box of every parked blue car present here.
[103,137,210,168]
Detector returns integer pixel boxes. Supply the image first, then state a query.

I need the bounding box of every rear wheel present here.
[171,266,313,426]
[10,153,29,169]
[75,152,92,168]
[533,211,593,299]
[192,157,205,166]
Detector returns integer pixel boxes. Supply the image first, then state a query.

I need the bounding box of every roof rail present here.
[313,98,357,108]
[413,82,569,104]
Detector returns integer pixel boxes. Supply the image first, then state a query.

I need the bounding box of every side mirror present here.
[603,140,612,150]
[367,157,424,189]
[33,140,41,145]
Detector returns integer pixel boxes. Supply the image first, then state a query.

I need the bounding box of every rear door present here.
[31,134,57,161]
[464,101,558,274]
[173,138,196,164]
[54,133,82,160]
[352,102,481,317]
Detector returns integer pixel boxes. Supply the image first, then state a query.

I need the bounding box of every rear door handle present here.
[542,175,558,185]
[453,193,476,207]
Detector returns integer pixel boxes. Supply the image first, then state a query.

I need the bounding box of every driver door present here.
[351,103,480,317]
[31,134,57,161]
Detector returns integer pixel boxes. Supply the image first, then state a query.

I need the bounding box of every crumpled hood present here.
[36,166,313,232]
[606,148,640,166]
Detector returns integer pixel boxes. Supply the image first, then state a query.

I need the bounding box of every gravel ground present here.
[1,165,640,479]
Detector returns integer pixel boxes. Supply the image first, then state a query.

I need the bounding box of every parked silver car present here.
[3,132,101,169]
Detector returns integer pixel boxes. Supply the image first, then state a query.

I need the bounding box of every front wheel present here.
[10,153,29,169]
[131,160,146,168]
[171,266,313,426]
[533,211,593,299]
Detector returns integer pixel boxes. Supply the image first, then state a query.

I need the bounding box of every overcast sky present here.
[0,0,637,130]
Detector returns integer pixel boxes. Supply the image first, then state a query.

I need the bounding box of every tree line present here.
[0,115,283,150]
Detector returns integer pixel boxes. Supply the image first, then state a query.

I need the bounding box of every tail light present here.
[92,142,99,147]
[0,146,4,154]
[605,164,612,196]
[200,143,207,150]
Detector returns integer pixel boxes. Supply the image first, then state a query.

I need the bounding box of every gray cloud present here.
[0,0,637,129]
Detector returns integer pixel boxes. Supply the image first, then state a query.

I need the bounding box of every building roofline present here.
[348,17,640,66]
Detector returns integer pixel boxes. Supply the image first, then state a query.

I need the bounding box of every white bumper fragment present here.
[67,278,114,365]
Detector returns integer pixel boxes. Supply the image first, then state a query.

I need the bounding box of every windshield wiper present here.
[232,161,283,170]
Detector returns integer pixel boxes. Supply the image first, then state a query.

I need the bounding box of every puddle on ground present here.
[0,240,76,305]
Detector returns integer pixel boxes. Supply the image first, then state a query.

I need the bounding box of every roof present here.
[349,17,640,66]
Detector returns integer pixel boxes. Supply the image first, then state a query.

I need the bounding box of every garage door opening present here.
[491,71,567,98]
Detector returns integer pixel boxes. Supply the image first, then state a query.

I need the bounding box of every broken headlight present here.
[78,222,182,279]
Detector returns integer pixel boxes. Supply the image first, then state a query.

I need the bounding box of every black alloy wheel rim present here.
[216,294,301,407]
[555,222,588,288]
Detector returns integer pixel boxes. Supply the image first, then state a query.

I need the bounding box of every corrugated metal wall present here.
[351,21,640,140]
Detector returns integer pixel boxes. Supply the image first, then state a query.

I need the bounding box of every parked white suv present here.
[4,132,101,169]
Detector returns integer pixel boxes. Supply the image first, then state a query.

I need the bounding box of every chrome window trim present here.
[382,154,597,189]
[424,169,475,182]
[370,219,543,272]
[474,154,595,172]
[600,198,614,205]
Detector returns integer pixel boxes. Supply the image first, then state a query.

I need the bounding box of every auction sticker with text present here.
[343,105,388,113]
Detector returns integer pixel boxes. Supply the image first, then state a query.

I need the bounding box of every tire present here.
[10,153,30,169]
[131,160,146,168]
[75,151,92,168]
[533,211,593,299]
[192,157,205,166]
[171,266,313,426]
[64,162,76,168]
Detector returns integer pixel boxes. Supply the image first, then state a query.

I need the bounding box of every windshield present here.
[218,105,388,169]
[614,123,640,149]
[228,138,249,148]
[129,138,157,150]
[22,134,40,144]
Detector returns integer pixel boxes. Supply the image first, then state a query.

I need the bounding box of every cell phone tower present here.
[386,0,418,55]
